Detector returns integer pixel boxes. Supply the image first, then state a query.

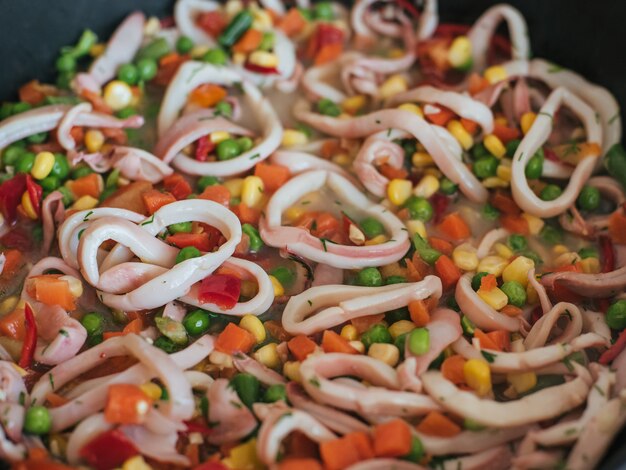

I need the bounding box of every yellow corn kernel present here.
[502,256,535,287]
[71,195,99,211]
[368,343,399,367]
[284,206,305,223]
[398,103,424,118]
[580,257,601,274]
[554,252,581,267]
[552,244,569,255]
[340,324,358,341]
[232,52,246,65]
[190,45,210,59]
[379,74,408,99]
[477,286,509,310]
[482,177,508,188]
[31,151,56,180]
[249,50,278,68]
[48,433,68,458]
[342,95,367,114]
[411,151,433,168]
[269,275,284,296]
[494,243,514,260]
[413,175,440,199]
[380,263,406,279]
[209,350,234,368]
[447,120,474,150]
[225,0,244,19]
[521,213,545,235]
[103,80,133,111]
[425,168,443,180]
[122,455,153,470]
[241,176,264,208]
[387,178,413,206]
[447,35,473,69]
[484,65,507,84]
[332,153,351,166]
[349,340,366,354]
[526,282,538,305]
[507,371,537,394]
[483,134,506,158]
[520,112,537,135]
[282,129,309,148]
[210,131,231,144]
[0,296,19,316]
[452,245,479,271]
[59,275,83,298]
[364,234,388,246]
[144,16,161,36]
[463,358,492,396]
[252,9,273,29]
[21,191,38,220]
[223,438,264,470]
[224,178,244,198]
[240,280,258,299]
[84,129,105,153]
[406,220,427,239]
[283,361,302,382]
[388,320,415,339]
[89,43,106,57]
[254,343,280,369]
[140,382,163,401]
[239,314,266,343]
[496,164,512,182]
[477,255,508,277]
[388,48,405,59]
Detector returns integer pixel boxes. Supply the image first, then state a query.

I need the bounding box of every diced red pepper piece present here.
[196,11,227,37]
[163,174,193,200]
[198,274,241,309]
[18,303,37,369]
[0,174,27,223]
[244,62,279,75]
[195,135,214,162]
[166,232,216,252]
[79,429,139,470]
[600,328,626,365]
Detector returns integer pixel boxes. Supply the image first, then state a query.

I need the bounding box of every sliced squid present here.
[523,302,583,349]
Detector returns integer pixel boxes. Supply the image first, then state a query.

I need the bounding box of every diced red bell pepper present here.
[0,174,27,223]
[196,11,227,37]
[599,235,615,273]
[183,420,214,435]
[26,175,43,218]
[18,303,37,369]
[198,274,241,309]
[430,193,449,224]
[79,429,139,470]
[195,135,215,162]
[163,174,193,200]
[105,384,153,425]
[244,62,279,75]
[600,328,626,365]
[167,232,216,252]
[306,23,344,59]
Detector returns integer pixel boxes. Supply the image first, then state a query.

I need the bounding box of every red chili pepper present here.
[19,303,37,369]
[183,420,213,435]
[599,235,615,273]
[198,274,241,309]
[599,328,626,365]
[195,135,214,162]
[0,174,27,223]
[307,23,344,59]
[26,175,43,218]
[430,193,450,224]
[244,62,279,75]
[79,429,139,470]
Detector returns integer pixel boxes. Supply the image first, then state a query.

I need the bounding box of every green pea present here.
[298,7,313,21]
[461,315,475,335]
[404,196,433,222]
[412,234,441,265]
[136,38,171,62]
[507,234,527,252]
[539,225,563,245]
[15,152,35,174]
[216,139,242,160]
[357,267,382,287]
[270,266,295,288]
[360,217,384,238]
[472,142,490,160]
[116,107,138,119]
[500,281,526,307]
[136,58,158,81]
[0,103,13,120]
[540,184,562,201]
[56,72,75,91]
[403,436,425,462]
[361,324,392,349]
[154,336,181,354]
[463,418,486,431]
[577,186,601,211]
[408,328,430,355]
[313,1,334,20]
[155,317,188,345]
[525,153,544,179]
[505,139,521,157]
[471,272,489,291]
[482,203,500,220]
[99,187,116,202]
[26,132,48,144]
[71,165,93,179]
[394,333,407,359]
[578,246,599,259]
[236,137,254,152]
[176,35,194,54]
[38,176,60,192]
[56,54,76,73]
[605,143,626,191]
[176,246,202,264]
[384,275,406,285]
[117,63,139,85]
[439,177,458,195]
[214,101,233,118]
[400,139,417,159]
[385,307,410,324]
[258,31,275,51]
[182,309,211,335]
[230,373,260,408]
[606,300,626,330]
[57,186,74,207]
[2,145,25,167]
[202,48,228,65]
[24,406,52,435]
[317,98,341,117]
[169,222,193,234]
[263,384,287,403]
[242,223,264,252]
[12,102,32,115]
[198,175,220,192]
[87,333,104,347]
[296,123,313,138]
[81,312,104,335]
[473,156,498,179]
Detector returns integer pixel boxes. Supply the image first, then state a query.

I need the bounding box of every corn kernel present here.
[496,164,512,182]
[379,74,408,99]
[349,340,366,354]
[341,324,358,341]
[502,256,535,287]
[232,52,246,65]
[241,175,264,208]
[413,174,440,199]
[122,455,152,470]
[521,213,545,235]
[520,112,537,135]
[342,95,367,114]
[411,151,434,168]
[424,168,442,179]
[190,45,210,58]
[483,134,506,158]
[507,371,537,394]
[89,43,106,57]
[21,191,38,220]
[144,16,161,36]
[239,314,266,343]
[452,245,479,271]
[103,80,133,111]
[552,244,569,255]
[580,257,601,274]
[447,120,474,150]
[253,343,280,369]
[0,296,19,316]
[477,286,509,310]
[139,382,163,401]
[398,103,424,118]
[249,50,278,68]
[368,343,399,366]
[387,178,413,206]
[482,177,508,188]
[554,252,581,267]
[448,35,473,69]
[209,350,233,368]
[71,195,99,211]
[84,129,105,153]
[59,275,83,298]
[484,65,507,84]
[332,153,351,166]
[252,9,273,29]
[282,129,309,148]
[364,234,388,246]
[223,438,264,470]
[388,48,405,59]
[283,361,301,382]
[477,255,508,277]
[406,220,427,239]
[463,359,492,396]
[224,178,244,198]
[31,151,56,180]
[269,275,284,296]
[284,206,305,223]
[494,243,514,259]
[210,131,231,144]
[388,320,415,339]
[225,0,244,18]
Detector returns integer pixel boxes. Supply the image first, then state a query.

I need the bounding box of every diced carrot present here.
[429,237,453,256]
[67,173,103,198]
[311,212,340,238]
[315,43,344,65]
[553,263,582,273]
[321,330,358,354]
[437,213,471,240]
[434,255,461,290]
[232,29,263,54]
[278,8,307,37]
[70,126,85,145]
[189,84,227,108]
[215,323,256,354]
[141,189,177,214]
[0,308,25,340]
[26,275,75,311]
[100,181,152,215]
[373,419,412,457]
[500,214,530,235]
[1,249,23,278]
[416,411,461,437]
[492,123,521,144]
[287,335,317,361]
[474,328,500,351]
[378,163,409,180]
[80,89,113,114]
[286,431,318,459]
[232,204,261,225]
[609,212,626,245]
[19,80,53,105]
[486,330,511,351]
[320,437,361,470]
[163,174,192,200]
[460,118,479,135]
[320,140,341,159]
[46,392,69,408]
[279,459,323,470]
[408,300,430,327]
[254,162,291,193]
[490,190,520,216]
[551,142,602,165]
[166,232,214,252]
[500,305,523,317]
[185,443,200,467]
[344,432,375,460]
[441,354,466,385]
[122,318,143,335]
[198,184,231,207]
[425,106,455,126]
[153,53,189,86]
[351,314,385,334]
[105,383,153,425]
[480,274,497,291]
[102,331,123,340]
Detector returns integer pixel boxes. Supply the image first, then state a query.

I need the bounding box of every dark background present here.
[0,0,625,468]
